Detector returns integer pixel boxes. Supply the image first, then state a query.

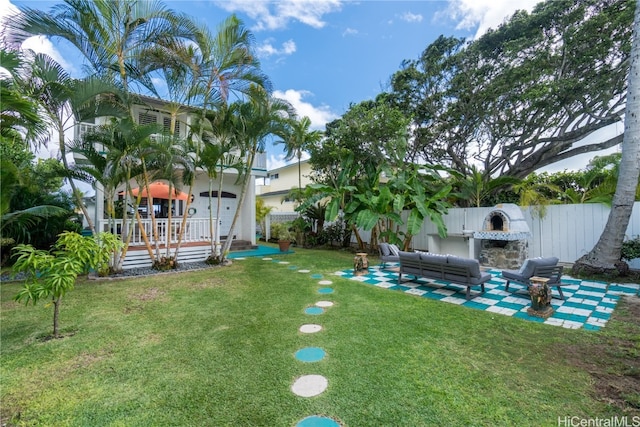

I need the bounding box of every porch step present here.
[228,240,257,252]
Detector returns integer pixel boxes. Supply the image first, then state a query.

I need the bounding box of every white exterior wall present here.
[257,161,313,213]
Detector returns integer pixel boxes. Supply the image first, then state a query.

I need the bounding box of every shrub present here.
[621,236,640,261]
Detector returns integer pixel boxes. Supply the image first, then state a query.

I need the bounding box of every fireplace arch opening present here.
[490,215,504,231]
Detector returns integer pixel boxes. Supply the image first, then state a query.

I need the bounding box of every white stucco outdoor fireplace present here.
[473,204,531,269]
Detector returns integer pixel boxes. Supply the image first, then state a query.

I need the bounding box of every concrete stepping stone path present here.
[315,301,334,308]
[304,306,324,315]
[291,374,328,397]
[296,415,340,427]
[291,266,339,425]
[299,324,322,333]
[295,347,326,363]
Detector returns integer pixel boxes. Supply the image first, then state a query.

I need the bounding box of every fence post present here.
[265,214,271,241]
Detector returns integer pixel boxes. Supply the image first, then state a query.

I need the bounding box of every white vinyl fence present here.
[356,203,640,264]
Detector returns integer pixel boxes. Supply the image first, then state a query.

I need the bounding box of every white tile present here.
[376,282,396,289]
[586,317,607,326]
[442,296,466,305]
[573,308,592,317]
[556,306,574,314]
[582,282,607,289]
[434,289,455,296]
[406,289,427,296]
[473,297,499,306]
[561,321,583,329]
[575,290,605,298]
[580,299,599,306]
[595,306,613,314]
[544,318,564,326]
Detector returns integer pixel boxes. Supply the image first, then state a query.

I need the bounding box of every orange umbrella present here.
[125,182,189,200]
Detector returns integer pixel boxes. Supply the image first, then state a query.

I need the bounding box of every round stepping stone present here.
[291,375,328,397]
[299,324,322,333]
[318,280,333,285]
[234,257,246,260]
[295,347,326,363]
[305,306,324,315]
[310,273,323,279]
[262,257,272,261]
[318,287,334,294]
[296,416,340,427]
[288,265,298,270]
[298,269,311,273]
[315,301,334,308]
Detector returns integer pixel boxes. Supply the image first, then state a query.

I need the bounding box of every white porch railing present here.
[98,218,219,246]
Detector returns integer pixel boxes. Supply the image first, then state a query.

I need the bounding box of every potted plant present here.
[271,223,296,252]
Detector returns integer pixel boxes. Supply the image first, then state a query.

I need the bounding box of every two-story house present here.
[75,95,267,268]
[256,159,313,213]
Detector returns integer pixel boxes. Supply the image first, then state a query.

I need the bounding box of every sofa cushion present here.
[379,243,391,257]
[519,257,559,278]
[399,251,420,261]
[445,271,491,285]
[420,253,448,264]
[502,269,525,281]
[447,256,481,278]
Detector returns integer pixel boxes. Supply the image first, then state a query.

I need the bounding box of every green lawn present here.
[0,247,632,426]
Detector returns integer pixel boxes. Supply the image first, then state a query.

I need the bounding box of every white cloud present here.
[256,38,297,58]
[273,89,338,130]
[214,0,342,31]
[0,0,75,73]
[399,12,423,23]
[342,27,358,37]
[443,0,539,39]
[267,151,310,170]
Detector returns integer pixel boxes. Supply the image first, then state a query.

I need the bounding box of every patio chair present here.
[378,243,400,268]
[501,257,566,299]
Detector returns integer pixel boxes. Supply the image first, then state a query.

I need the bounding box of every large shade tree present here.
[389,0,635,180]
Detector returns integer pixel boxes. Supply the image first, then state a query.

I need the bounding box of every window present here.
[269,173,279,179]
[139,112,157,125]
[163,117,180,135]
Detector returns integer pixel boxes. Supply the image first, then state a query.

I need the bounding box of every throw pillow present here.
[389,244,400,256]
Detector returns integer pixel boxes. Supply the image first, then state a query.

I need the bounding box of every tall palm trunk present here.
[220,149,255,258]
[58,127,96,234]
[574,3,640,274]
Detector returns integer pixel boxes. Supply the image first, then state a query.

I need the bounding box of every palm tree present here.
[18,52,124,234]
[574,3,640,275]
[0,48,48,149]
[276,116,323,200]
[219,86,294,260]
[6,0,195,112]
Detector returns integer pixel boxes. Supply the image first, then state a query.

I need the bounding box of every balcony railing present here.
[98,218,219,247]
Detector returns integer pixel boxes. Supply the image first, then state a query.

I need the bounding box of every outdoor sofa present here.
[378,242,400,268]
[501,257,566,299]
[398,251,491,300]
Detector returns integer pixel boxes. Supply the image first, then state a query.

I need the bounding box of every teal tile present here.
[496,301,527,311]
[583,324,601,331]
[463,301,490,310]
[513,312,546,322]
[553,312,588,322]
[589,310,611,320]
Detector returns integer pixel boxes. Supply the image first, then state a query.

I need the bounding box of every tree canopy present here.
[388,0,635,180]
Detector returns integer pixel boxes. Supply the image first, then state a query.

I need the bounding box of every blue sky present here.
[3,0,552,170]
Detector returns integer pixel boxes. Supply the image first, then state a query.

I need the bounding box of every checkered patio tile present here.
[334,264,639,330]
